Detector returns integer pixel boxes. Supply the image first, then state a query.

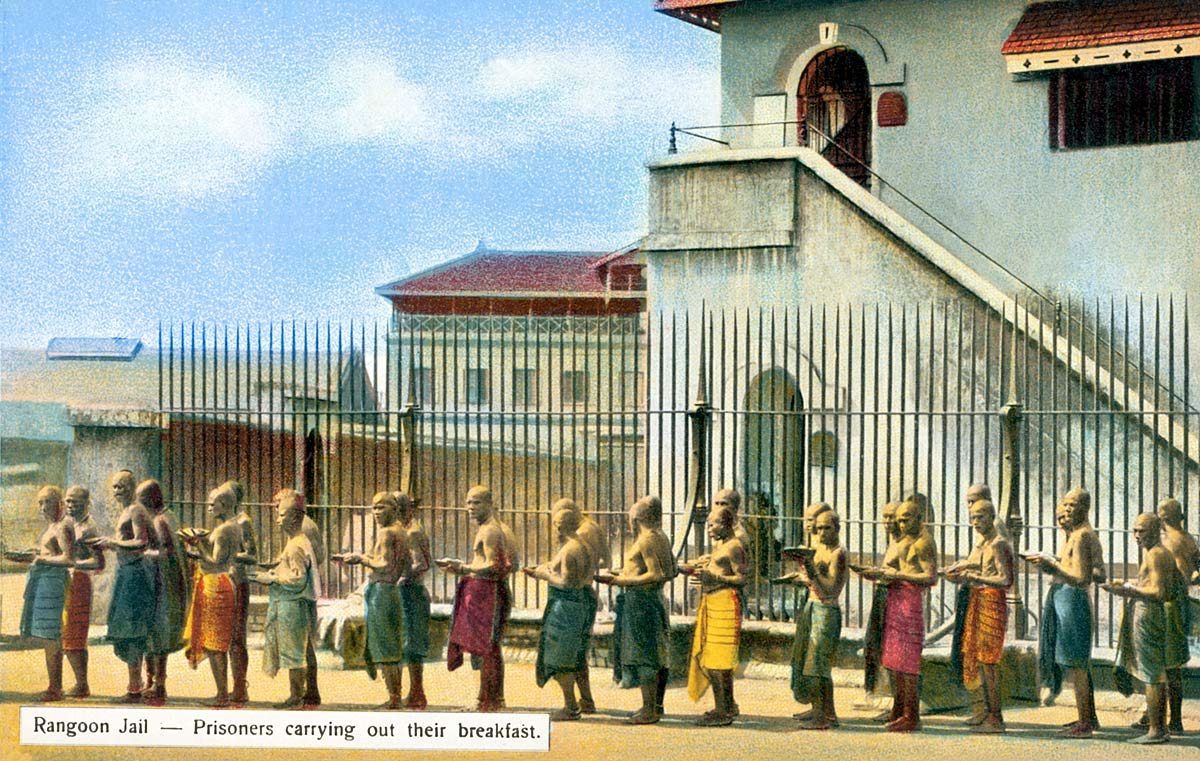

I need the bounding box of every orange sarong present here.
[184,570,236,667]
[961,586,1008,689]
[61,570,93,652]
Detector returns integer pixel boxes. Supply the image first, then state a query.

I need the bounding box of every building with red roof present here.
[375,242,644,317]
[375,243,646,426]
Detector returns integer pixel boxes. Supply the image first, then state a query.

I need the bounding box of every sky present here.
[0,0,719,349]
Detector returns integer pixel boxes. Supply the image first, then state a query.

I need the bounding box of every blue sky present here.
[0,1,718,348]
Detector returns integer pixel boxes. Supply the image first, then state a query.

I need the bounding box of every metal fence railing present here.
[160,297,1199,646]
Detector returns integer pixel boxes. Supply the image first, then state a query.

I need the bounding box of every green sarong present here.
[1164,579,1190,669]
[107,556,155,664]
[791,598,841,702]
[535,586,593,687]
[363,581,404,676]
[612,586,670,688]
[400,583,431,663]
[147,551,189,656]
[1115,596,1167,686]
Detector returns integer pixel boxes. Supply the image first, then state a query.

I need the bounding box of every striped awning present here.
[1002,0,1200,73]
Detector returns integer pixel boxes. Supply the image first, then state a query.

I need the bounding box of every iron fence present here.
[159,296,1199,647]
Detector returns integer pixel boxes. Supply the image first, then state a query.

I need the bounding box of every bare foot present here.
[970,718,1005,734]
[797,717,832,730]
[886,716,921,733]
[403,694,428,711]
[628,708,660,725]
[1059,723,1094,739]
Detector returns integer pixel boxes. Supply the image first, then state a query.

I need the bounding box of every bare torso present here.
[198,520,239,575]
[366,524,409,584]
[38,519,74,563]
[1057,524,1102,589]
[807,543,847,604]
[470,518,513,578]
[620,528,675,587]
[115,503,152,562]
[700,535,747,594]
[70,515,104,571]
[885,532,937,585]
[1135,545,1177,603]
[577,517,608,571]
[547,537,591,589]
[965,533,1014,589]
[1161,526,1200,582]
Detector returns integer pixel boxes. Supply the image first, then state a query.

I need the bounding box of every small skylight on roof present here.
[45,337,143,361]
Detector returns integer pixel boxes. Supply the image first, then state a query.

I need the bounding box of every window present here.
[1049,59,1198,150]
[621,370,642,410]
[465,368,489,406]
[561,371,589,405]
[512,368,538,408]
[809,431,838,468]
[412,367,433,407]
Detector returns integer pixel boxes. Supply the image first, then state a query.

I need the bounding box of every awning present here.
[653,0,740,33]
[1002,0,1200,73]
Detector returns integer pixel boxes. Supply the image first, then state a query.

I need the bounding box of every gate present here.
[159,296,1199,647]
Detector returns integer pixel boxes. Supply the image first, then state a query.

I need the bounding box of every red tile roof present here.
[376,246,637,296]
[653,0,738,32]
[1002,0,1200,55]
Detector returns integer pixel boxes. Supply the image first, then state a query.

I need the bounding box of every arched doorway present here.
[742,368,805,575]
[797,47,872,187]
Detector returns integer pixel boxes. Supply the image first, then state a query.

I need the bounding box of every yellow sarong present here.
[183,569,236,667]
[687,587,741,701]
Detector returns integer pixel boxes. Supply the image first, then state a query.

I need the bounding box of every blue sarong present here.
[1051,583,1092,668]
[400,583,431,663]
[262,577,315,677]
[1039,583,1092,697]
[20,564,69,640]
[107,556,155,664]
[363,581,404,677]
[612,586,670,688]
[535,586,594,687]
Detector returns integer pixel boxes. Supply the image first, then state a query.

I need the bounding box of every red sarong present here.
[184,570,236,667]
[61,570,93,652]
[961,586,1008,689]
[882,582,924,675]
[447,576,510,671]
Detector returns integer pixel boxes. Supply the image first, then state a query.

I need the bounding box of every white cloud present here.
[478,49,626,119]
[313,53,435,144]
[63,56,283,200]
[469,46,719,151]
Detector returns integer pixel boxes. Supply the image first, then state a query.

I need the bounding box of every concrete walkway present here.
[2,635,1198,761]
